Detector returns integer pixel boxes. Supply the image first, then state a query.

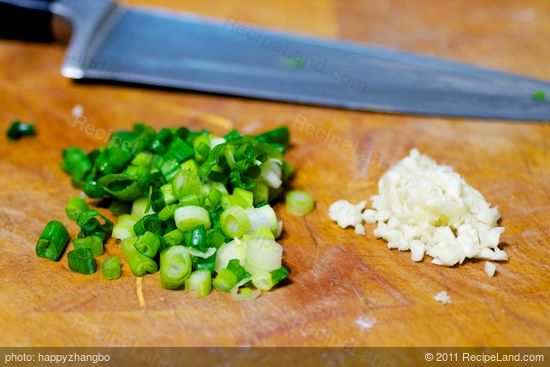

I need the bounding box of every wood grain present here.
[0,0,549,347]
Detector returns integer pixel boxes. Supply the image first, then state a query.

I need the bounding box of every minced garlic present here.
[434,291,452,304]
[330,149,508,267]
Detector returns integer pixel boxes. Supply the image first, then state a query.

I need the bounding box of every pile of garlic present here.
[331,149,507,267]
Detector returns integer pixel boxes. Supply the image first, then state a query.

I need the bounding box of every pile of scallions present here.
[35,124,314,300]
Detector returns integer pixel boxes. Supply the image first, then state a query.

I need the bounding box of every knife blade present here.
[2,0,550,121]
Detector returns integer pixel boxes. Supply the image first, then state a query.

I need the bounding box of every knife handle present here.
[0,0,55,42]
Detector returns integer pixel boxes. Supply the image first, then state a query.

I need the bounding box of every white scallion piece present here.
[246,205,278,235]
[215,238,247,273]
[244,238,283,273]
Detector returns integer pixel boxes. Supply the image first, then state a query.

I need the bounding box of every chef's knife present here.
[1,0,549,121]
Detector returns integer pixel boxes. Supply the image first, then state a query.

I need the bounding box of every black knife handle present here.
[0,0,55,42]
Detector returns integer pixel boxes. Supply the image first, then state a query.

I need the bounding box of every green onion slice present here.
[174,206,211,231]
[188,247,216,259]
[121,237,158,276]
[159,246,192,290]
[112,214,138,240]
[245,238,283,273]
[251,267,289,291]
[157,204,177,222]
[73,235,104,257]
[255,126,289,146]
[134,231,162,258]
[163,228,185,247]
[67,248,97,274]
[65,196,89,221]
[36,220,69,261]
[61,147,91,182]
[185,225,206,248]
[220,206,251,238]
[97,173,146,201]
[285,190,315,216]
[215,238,247,273]
[246,227,275,241]
[185,269,212,298]
[172,169,201,200]
[160,184,177,205]
[260,159,283,189]
[109,200,132,216]
[230,277,261,301]
[246,205,278,235]
[102,256,121,280]
[76,209,113,237]
[133,214,163,236]
[226,258,251,281]
[7,120,36,141]
[212,269,238,292]
[131,197,154,217]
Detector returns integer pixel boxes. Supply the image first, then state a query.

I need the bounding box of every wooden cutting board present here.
[0,0,549,347]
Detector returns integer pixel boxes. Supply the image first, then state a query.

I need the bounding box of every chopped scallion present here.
[36,220,69,261]
[65,196,89,221]
[230,277,261,301]
[220,206,251,238]
[163,228,185,247]
[73,235,104,257]
[185,269,212,297]
[160,184,176,205]
[37,123,295,300]
[188,246,216,259]
[251,266,289,291]
[185,225,207,248]
[121,237,158,276]
[76,209,113,238]
[206,228,226,248]
[157,204,178,221]
[246,227,275,241]
[112,214,138,240]
[159,246,192,289]
[179,194,201,207]
[215,238,247,272]
[132,197,154,217]
[174,206,211,231]
[246,205,278,235]
[285,189,315,216]
[133,214,163,236]
[172,168,201,200]
[62,148,92,183]
[67,248,97,274]
[226,259,251,281]
[245,238,283,273]
[97,173,146,201]
[213,269,238,292]
[7,120,36,141]
[255,126,289,146]
[102,256,121,280]
[134,231,163,258]
[109,200,132,216]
